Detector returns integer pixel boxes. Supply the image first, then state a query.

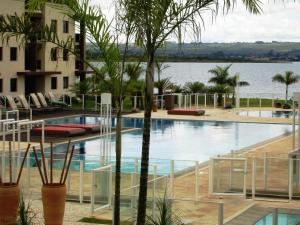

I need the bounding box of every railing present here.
[0,92,293,113]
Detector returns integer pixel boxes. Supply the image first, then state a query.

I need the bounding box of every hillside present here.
[86,42,300,62]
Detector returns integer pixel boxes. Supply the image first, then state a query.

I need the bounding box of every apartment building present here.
[0,0,82,97]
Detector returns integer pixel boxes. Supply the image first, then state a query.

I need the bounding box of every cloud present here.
[89,0,300,42]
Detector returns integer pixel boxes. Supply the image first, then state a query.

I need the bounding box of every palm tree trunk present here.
[286,85,288,102]
[113,98,122,225]
[136,53,154,225]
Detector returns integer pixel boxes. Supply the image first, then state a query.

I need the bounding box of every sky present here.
[89,0,300,43]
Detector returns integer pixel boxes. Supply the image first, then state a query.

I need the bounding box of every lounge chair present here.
[36,93,61,111]
[32,126,86,137]
[30,93,57,112]
[18,94,42,113]
[6,95,31,115]
[47,92,68,107]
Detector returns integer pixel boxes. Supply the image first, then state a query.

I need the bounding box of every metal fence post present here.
[196,94,199,108]
[94,96,98,111]
[289,158,293,200]
[223,94,226,108]
[204,94,207,108]
[82,94,85,110]
[195,161,199,200]
[152,165,157,217]
[247,96,250,108]
[264,152,268,191]
[80,160,84,204]
[214,93,217,109]
[170,160,174,199]
[134,96,137,109]
[272,208,278,225]
[218,202,224,225]
[259,98,262,108]
[252,157,256,199]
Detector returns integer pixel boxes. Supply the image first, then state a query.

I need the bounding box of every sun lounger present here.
[167,108,205,116]
[47,92,68,107]
[18,94,43,113]
[31,126,86,137]
[6,95,19,110]
[55,124,101,133]
[37,93,61,110]
[30,93,59,112]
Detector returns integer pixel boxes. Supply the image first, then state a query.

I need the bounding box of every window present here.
[10,47,17,61]
[51,77,57,90]
[63,21,69,33]
[0,47,2,61]
[50,48,57,61]
[50,20,57,33]
[0,79,2,93]
[63,77,69,89]
[63,49,69,61]
[10,78,17,92]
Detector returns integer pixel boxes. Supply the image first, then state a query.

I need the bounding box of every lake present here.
[93,61,300,98]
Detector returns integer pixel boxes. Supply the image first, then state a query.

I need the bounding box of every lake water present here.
[92,61,300,98]
[158,62,300,98]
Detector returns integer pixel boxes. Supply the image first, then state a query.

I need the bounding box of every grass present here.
[78,217,133,225]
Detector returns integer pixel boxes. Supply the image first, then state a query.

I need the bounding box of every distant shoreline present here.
[89,58,294,63]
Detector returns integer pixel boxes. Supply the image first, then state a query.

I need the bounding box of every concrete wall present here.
[42,3,76,96]
[0,0,25,96]
[0,1,76,97]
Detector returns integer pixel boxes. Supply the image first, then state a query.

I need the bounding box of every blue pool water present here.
[46,116,292,162]
[254,213,300,225]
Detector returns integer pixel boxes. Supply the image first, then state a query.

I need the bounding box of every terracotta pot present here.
[152,104,158,112]
[0,183,20,225]
[42,184,66,225]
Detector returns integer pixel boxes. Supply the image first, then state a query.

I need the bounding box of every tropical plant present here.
[183,81,206,93]
[170,84,183,93]
[125,62,144,81]
[14,1,135,224]
[155,60,170,95]
[120,0,261,224]
[145,196,183,225]
[227,73,250,104]
[18,196,38,225]
[272,71,300,102]
[155,78,173,95]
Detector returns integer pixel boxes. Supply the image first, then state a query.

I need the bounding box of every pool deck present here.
[3,107,299,224]
[123,107,295,124]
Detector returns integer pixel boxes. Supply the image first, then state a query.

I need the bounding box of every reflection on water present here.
[238,110,296,118]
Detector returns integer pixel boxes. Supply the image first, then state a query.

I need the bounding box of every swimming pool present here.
[47,116,291,162]
[254,213,300,225]
[238,110,296,118]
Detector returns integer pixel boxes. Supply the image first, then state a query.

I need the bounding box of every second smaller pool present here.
[254,213,300,225]
[238,110,296,119]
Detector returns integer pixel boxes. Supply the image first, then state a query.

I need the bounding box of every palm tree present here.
[121,0,261,224]
[208,65,232,105]
[228,74,250,104]
[272,71,300,102]
[155,60,169,89]
[183,81,206,93]
[154,78,173,95]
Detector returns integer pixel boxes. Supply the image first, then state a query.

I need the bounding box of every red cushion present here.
[32,126,86,136]
[167,108,205,116]
[56,124,100,132]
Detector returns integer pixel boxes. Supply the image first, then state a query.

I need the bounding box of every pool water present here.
[238,110,296,118]
[46,116,291,162]
[254,213,300,225]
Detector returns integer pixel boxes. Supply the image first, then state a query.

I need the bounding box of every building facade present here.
[0,0,79,97]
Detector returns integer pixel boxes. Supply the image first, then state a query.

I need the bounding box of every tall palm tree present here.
[228,73,250,103]
[121,0,261,224]
[272,71,300,102]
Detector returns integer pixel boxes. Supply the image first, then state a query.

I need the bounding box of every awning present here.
[75,70,94,76]
[17,71,62,76]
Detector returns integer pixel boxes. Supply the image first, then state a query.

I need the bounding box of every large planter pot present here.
[0,183,20,225]
[42,184,66,225]
[152,104,158,112]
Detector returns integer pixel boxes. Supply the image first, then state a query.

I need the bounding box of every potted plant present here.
[0,143,31,225]
[32,141,74,225]
[274,101,282,108]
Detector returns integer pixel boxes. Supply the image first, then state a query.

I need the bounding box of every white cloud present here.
[89,0,300,42]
